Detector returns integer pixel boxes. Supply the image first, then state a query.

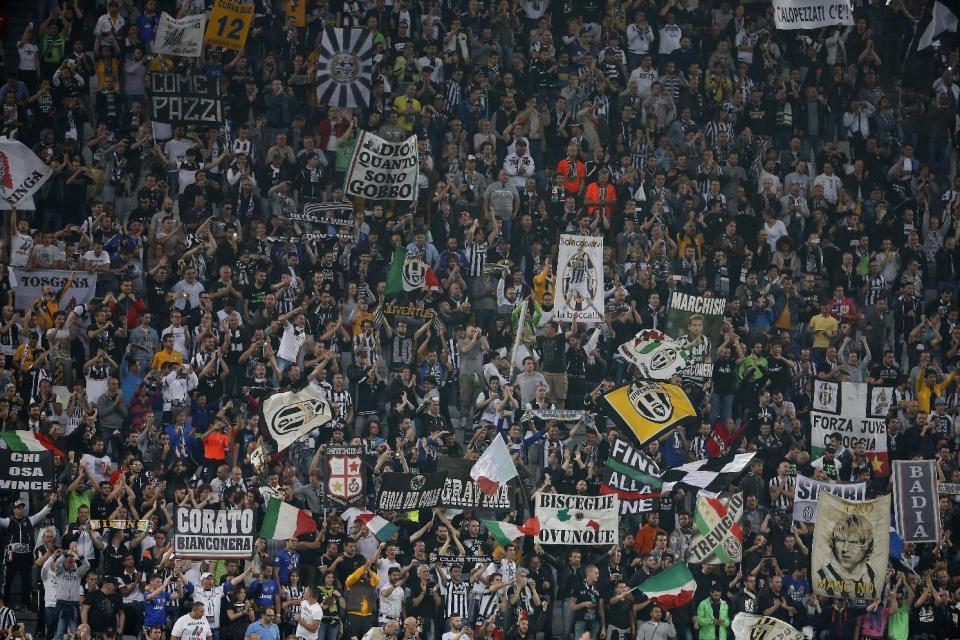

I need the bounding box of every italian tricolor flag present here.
[1,430,64,457]
[634,563,697,609]
[260,499,318,540]
[482,517,541,547]
[354,512,400,542]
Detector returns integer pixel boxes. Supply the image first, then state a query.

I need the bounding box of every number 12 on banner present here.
[204,0,254,50]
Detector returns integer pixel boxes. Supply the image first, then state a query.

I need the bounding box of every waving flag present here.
[483,517,540,547]
[0,139,52,207]
[385,247,440,295]
[1,430,64,458]
[470,435,518,495]
[617,330,693,380]
[260,500,318,540]
[632,563,697,609]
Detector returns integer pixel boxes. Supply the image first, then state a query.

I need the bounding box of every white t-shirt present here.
[82,249,111,270]
[193,586,224,629]
[9,232,33,267]
[17,43,38,71]
[295,601,324,640]
[172,613,212,640]
[162,324,189,359]
[277,321,306,362]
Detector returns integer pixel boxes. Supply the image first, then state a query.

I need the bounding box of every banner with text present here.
[794,475,867,523]
[154,12,206,57]
[204,0,254,50]
[663,292,726,380]
[689,492,744,564]
[290,201,355,226]
[893,460,941,543]
[174,508,255,558]
[323,445,365,510]
[149,73,224,125]
[9,268,97,312]
[772,0,854,30]
[438,458,512,510]
[0,450,53,491]
[812,492,890,601]
[601,438,662,514]
[534,492,619,545]
[377,472,447,511]
[554,234,604,323]
[811,380,892,474]
[345,131,419,201]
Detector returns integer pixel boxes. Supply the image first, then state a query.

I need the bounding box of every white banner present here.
[153,12,207,57]
[0,139,52,207]
[812,492,890,601]
[618,329,693,380]
[554,234,604,323]
[811,381,892,474]
[794,475,866,523]
[732,614,804,640]
[173,508,255,559]
[261,384,334,452]
[772,0,854,30]
[534,491,619,545]
[9,268,97,312]
[344,131,419,201]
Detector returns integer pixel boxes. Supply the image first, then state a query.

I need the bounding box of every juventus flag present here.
[261,384,334,452]
[315,28,374,107]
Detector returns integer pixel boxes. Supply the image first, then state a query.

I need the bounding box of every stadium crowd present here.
[1,0,960,640]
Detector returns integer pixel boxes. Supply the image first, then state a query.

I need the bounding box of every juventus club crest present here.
[323,445,366,509]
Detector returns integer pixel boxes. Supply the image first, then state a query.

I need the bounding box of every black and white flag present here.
[315,28,374,108]
[660,452,757,494]
[261,384,334,452]
[915,0,960,50]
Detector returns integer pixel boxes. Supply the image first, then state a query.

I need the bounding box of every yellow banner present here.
[286,0,306,27]
[204,0,254,50]
[600,382,695,448]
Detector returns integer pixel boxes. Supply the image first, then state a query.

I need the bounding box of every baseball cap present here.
[825,444,837,453]
[935,397,947,406]
[200,572,214,580]
[13,500,26,508]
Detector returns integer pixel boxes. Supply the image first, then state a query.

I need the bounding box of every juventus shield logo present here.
[629,383,674,423]
[402,258,426,290]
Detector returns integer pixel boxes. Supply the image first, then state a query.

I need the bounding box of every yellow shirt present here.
[916,367,957,413]
[392,96,422,132]
[150,348,183,371]
[532,266,551,305]
[808,314,838,349]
